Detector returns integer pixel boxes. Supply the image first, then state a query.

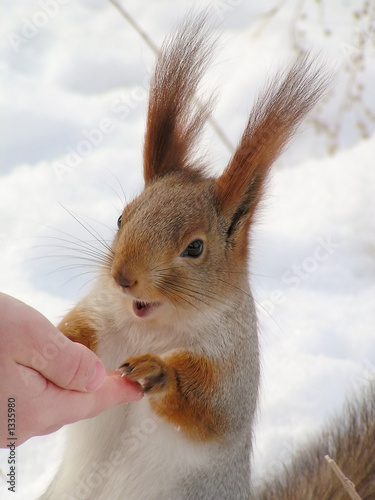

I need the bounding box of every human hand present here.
[0,293,143,447]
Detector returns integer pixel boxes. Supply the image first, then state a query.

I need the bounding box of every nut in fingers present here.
[119,354,173,394]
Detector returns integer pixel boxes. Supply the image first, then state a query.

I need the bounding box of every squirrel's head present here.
[111,171,222,319]
[108,15,327,321]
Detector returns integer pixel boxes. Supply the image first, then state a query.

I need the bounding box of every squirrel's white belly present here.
[45,398,212,500]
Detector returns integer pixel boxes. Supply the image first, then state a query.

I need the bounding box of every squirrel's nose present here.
[114,271,137,289]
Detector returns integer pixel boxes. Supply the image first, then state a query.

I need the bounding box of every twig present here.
[250,0,287,40]
[108,0,235,154]
[108,0,159,54]
[325,455,362,500]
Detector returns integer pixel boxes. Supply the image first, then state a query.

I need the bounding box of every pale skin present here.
[0,293,143,447]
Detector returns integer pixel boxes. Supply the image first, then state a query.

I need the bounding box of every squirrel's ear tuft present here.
[143,14,214,184]
[215,55,328,244]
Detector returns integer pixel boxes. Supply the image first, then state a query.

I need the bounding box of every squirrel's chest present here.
[94,307,195,369]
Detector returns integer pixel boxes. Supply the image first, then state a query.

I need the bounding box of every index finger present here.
[38,372,143,436]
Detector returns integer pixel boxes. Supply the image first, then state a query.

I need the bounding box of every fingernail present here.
[85,361,106,391]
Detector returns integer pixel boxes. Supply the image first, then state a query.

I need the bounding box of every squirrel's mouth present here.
[132,300,160,318]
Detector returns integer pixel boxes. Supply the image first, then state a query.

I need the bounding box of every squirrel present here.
[40,13,374,500]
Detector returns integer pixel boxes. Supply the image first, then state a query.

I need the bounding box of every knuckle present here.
[63,345,92,390]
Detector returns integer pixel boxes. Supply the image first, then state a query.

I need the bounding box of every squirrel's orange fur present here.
[121,352,223,441]
[59,307,98,352]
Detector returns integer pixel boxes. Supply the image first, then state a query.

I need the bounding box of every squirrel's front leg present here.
[119,351,225,441]
[58,306,98,352]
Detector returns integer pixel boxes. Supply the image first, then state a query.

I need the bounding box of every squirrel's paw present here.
[119,354,172,394]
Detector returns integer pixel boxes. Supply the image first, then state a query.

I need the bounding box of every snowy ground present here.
[0,1,374,498]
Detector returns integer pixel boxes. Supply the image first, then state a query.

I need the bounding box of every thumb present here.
[3,293,105,392]
[38,338,107,392]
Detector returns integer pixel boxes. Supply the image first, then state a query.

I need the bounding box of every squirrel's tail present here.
[255,381,375,499]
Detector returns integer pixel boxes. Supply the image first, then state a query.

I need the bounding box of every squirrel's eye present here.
[117,215,122,229]
[182,239,204,258]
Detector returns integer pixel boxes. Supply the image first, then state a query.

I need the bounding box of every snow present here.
[0,0,374,498]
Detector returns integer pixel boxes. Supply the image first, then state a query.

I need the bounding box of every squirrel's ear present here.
[143,15,214,184]
[215,56,328,248]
